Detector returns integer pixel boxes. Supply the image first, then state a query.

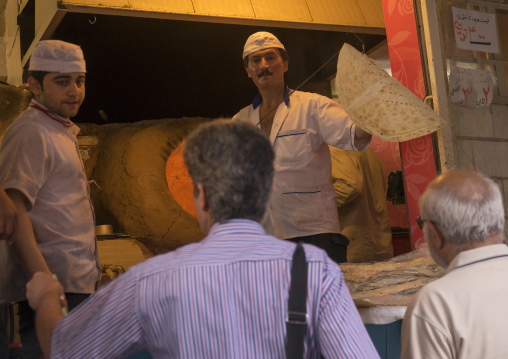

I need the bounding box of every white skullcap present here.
[28,40,86,73]
[242,32,286,59]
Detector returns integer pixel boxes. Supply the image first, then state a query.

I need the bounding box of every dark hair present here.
[183,119,274,223]
[243,48,289,68]
[28,71,49,91]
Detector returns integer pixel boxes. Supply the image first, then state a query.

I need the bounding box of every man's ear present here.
[428,222,445,250]
[283,60,289,73]
[27,77,42,97]
[245,66,253,79]
[196,183,209,212]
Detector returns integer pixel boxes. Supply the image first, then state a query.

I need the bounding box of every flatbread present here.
[335,43,446,142]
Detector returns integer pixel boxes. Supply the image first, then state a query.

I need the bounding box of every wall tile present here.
[472,141,508,177]
[492,105,508,140]
[454,105,494,138]
[456,139,476,171]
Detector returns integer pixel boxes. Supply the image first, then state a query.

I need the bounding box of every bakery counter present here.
[340,244,444,359]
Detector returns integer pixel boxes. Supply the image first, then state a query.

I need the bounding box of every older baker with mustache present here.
[233,31,371,263]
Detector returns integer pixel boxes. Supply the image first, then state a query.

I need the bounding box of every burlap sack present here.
[335,44,446,142]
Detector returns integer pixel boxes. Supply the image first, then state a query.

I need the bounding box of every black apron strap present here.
[286,241,308,359]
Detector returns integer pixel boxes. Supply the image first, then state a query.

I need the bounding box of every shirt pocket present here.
[281,186,325,228]
[274,129,310,164]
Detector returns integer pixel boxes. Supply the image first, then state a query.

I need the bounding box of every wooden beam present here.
[59,3,386,35]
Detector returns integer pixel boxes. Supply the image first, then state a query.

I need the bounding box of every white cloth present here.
[242,31,286,59]
[0,100,99,303]
[358,306,407,325]
[233,90,370,239]
[401,244,508,359]
[28,40,86,73]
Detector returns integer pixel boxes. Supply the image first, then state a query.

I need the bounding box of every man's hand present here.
[27,272,66,311]
[0,187,18,243]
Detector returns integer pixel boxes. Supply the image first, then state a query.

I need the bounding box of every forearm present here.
[35,294,65,358]
[0,186,18,241]
[6,190,51,276]
[27,272,66,358]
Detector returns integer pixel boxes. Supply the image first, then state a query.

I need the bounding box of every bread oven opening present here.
[165,141,197,219]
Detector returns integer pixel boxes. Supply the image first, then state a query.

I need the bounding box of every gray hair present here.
[183,119,274,223]
[419,170,505,245]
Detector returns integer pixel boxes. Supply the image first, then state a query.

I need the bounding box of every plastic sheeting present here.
[340,244,445,307]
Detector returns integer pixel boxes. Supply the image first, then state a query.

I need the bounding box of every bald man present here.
[401,170,508,359]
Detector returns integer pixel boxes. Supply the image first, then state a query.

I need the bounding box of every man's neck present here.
[32,98,69,120]
[259,85,286,110]
[445,234,505,266]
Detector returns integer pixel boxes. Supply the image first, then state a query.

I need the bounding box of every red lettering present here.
[463,88,472,105]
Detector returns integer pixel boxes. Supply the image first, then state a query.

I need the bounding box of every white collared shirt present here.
[401,244,508,359]
[0,100,99,303]
[234,90,369,239]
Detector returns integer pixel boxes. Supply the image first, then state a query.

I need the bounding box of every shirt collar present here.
[252,85,291,109]
[446,244,508,273]
[206,219,266,239]
[31,100,73,125]
[30,99,81,137]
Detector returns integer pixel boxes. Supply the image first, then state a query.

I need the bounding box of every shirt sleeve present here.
[312,95,371,152]
[329,146,363,207]
[401,290,455,359]
[318,262,380,359]
[51,270,147,359]
[0,122,52,209]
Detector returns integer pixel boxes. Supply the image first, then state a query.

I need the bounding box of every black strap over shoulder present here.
[286,241,308,359]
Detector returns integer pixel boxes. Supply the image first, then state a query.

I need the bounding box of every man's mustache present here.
[258,70,273,78]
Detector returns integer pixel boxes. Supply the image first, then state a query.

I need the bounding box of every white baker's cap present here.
[242,32,286,59]
[28,40,86,73]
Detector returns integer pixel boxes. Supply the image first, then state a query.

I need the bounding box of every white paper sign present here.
[452,7,499,53]
[448,67,493,108]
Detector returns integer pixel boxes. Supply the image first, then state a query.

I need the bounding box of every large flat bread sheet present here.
[336,43,446,142]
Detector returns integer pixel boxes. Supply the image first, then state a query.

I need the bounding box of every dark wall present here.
[49,13,385,124]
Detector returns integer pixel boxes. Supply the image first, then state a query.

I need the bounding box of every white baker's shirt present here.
[234,89,370,239]
[0,100,99,304]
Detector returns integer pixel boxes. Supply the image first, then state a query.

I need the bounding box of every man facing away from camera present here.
[401,169,508,358]
[26,120,379,359]
[233,31,372,263]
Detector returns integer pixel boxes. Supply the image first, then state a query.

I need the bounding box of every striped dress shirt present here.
[51,220,379,358]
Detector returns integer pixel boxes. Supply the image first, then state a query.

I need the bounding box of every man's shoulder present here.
[2,111,50,148]
[129,233,335,280]
[233,103,255,120]
[407,272,456,316]
[290,90,333,103]
[5,108,46,135]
